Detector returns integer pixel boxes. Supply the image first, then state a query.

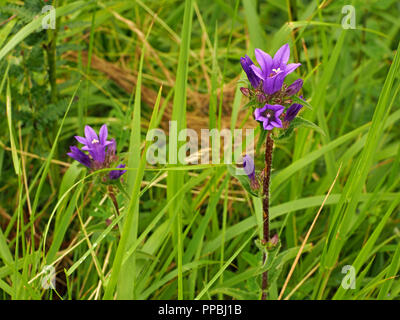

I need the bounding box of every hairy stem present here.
[261,132,273,300]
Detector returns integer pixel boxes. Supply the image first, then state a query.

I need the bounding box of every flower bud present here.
[240,55,261,89]
[284,96,305,122]
[270,233,279,246]
[240,87,250,97]
[285,79,303,96]
[256,93,266,103]
[284,103,303,122]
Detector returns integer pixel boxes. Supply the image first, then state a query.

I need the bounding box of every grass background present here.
[0,0,399,300]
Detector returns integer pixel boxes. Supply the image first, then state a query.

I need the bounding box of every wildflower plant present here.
[67,124,127,215]
[236,44,323,299]
[68,124,127,180]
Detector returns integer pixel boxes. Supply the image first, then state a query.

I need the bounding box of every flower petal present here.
[262,77,274,95]
[274,106,285,118]
[265,104,284,112]
[74,136,88,145]
[254,106,268,122]
[285,63,301,75]
[255,48,272,74]
[67,146,91,168]
[273,43,290,68]
[270,72,286,94]
[105,140,114,147]
[254,105,266,117]
[243,155,255,180]
[84,125,99,144]
[250,65,264,80]
[109,164,127,180]
[263,122,274,130]
[88,145,106,163]
[270,118,283,128]
[106,139,116,156]
[240,55,260,88]
[99,124,108,145]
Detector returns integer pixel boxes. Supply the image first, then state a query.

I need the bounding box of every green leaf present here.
[276,116,325,142]
[227,164,261,198]
[294,117,325,136]
[6,76,20,176]
[242,99,258,110]
[0,1,88,61]
[292,95,313,110]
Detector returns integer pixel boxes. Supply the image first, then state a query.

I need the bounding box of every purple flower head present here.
[285,79,303,96]
[68,124,126,181]
[75,124,113,163]
[240,55,261,89]
[284,96,305,122]
[250,44,301,95]
[109,164,127,180]
[254,104,285,130]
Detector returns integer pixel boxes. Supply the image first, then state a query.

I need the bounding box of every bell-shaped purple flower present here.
[254,104,285,130]
[75,124,113,163]
[284,96,305,122]
[284,104,303,122]
[243,155,255,181]
[285,79,303,96]
[67,146,91,168]
[250,44,301,95]
[243,155,259,190]
[240,55,261,89]
[68,124,126,181]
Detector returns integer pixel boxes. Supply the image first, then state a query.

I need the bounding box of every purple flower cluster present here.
[67,124,126,180]
[240,43,305,131]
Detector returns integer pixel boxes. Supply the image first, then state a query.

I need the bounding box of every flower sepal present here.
[255,234,279,251]
[254,236,280,270]
[242,97,261,110]
[240,85,270,110]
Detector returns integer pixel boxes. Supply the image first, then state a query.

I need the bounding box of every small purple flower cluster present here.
[240,43,304,131]
[240,44,305,186]
[67,124,126,180]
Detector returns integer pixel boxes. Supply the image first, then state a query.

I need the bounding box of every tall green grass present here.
[0,0,399,300]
